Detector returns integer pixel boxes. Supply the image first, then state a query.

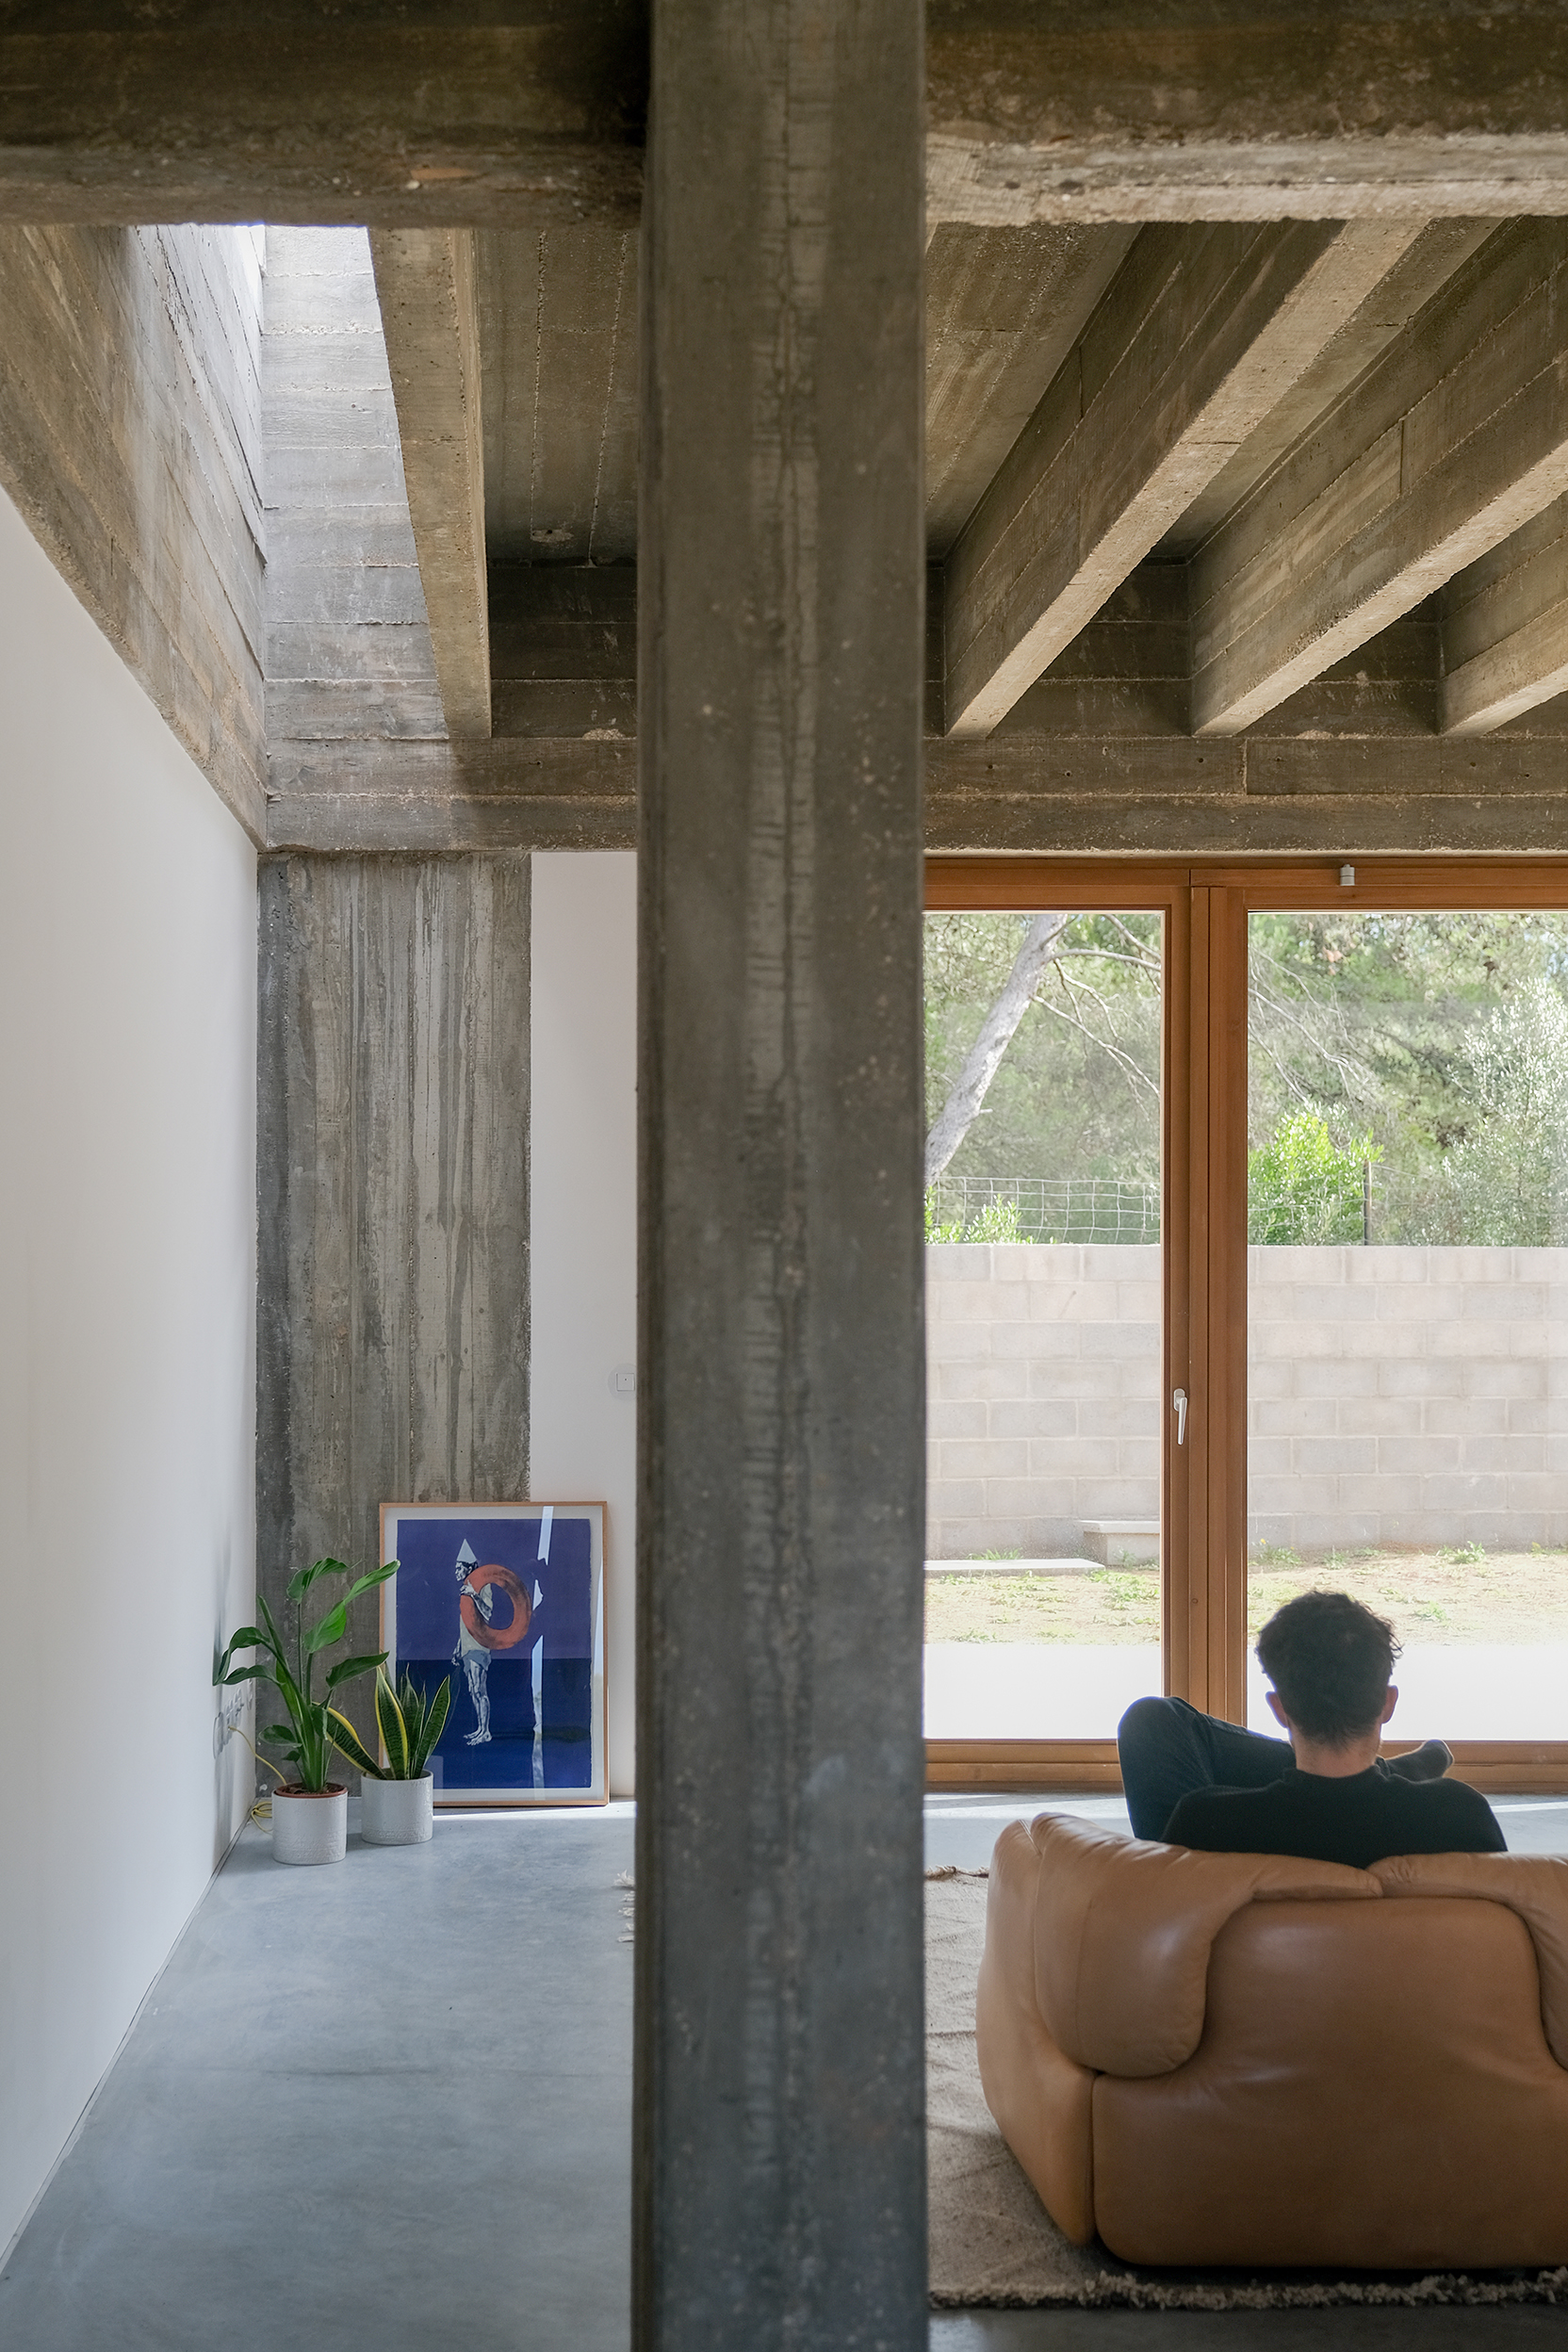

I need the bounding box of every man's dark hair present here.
[1255,1590,1401,1743]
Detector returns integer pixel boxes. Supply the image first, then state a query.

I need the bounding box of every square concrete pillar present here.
[634,3,927,2345]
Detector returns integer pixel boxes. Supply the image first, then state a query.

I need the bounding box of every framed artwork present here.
[378,1501,607,1806]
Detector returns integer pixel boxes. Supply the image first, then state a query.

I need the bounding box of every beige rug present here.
[925,1867,1568,2311]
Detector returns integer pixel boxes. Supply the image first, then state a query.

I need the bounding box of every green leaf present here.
[218,1662,273,1688]
[409,1674,451,1776]
[259,1723,299,1749]
[326,1709,383,1778]
[214,1625,267,1676]
[341,1560,399,1609]
[287,1558,349,1600]
[256,1592,288,1658]
[325,1649,387,1691]
[375,1671,411,1778]
[305,1599,349,1653]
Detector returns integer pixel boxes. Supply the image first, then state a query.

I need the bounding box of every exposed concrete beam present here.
[943,220,1429,742]
[0,6,647,226]
[264,229,446,748]
[1154,221,1496,562]
[488,561,635,739]
[0,224,267,841]
[370,229,491,739]
[1192,223,1568,737]
[267,729,1568,857]
[925,2,1568,224]
[925,786,1568,858]
[1441,495,1568,735]
[267,735,635,850]
[12,8,1568,229]
[924,223,1135,557]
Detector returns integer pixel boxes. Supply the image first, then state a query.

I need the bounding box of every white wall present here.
[0,480,257,2256]
[530,852,637,1795]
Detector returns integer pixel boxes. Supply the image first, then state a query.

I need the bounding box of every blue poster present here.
[381,1503,605,1804]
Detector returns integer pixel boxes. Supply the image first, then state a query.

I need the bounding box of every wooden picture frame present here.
[379,1500,607,1806]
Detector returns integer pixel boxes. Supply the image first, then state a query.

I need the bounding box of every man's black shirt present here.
[1163,1760,1507,1870]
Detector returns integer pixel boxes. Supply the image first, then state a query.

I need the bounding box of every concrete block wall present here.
[926,1241,1568,1558]
[926,1242,1161,1558]
[1250,1246,1568,1552]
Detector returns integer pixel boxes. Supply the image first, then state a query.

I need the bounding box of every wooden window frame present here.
[925,856,1568,1796]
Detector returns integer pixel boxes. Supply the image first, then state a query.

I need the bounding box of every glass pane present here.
[1247,909,1568,1740]
[923,908,1164,1740]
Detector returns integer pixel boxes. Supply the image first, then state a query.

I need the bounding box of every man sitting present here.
[1118,1590,1506,1869]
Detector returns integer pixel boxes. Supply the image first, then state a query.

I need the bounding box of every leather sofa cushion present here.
[1029,1811,1379,2078]
[976,1824,1096,2244]
[1091,1892,1568,2269]
[1374,1850,1568,2066]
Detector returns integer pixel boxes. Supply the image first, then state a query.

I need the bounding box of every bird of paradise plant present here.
[329,1665,452,1782]
[214,1558,398,1792]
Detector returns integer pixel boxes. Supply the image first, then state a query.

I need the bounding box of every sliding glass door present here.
[926,858,1568,1795]
[1246,906,1568,1746]
[923,905,1166,1746]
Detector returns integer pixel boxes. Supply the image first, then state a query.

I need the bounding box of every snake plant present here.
[329,1665,451,1781]
[214,1559,398,1792]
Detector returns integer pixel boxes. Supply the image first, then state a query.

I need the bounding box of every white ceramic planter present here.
[271,1783,348,1866]
[360,1773,434,1845]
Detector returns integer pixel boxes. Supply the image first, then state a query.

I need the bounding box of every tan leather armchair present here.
[977,1811,1568,2269]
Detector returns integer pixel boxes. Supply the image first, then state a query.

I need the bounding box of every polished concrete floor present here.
[3,1794,1565,2350]
[0,1802,638,2352]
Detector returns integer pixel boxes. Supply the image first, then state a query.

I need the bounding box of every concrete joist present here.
[925,222,1135,555]
[942,220,1429,741]
[370,228,492,740]
[1442,494,1568,735]
[1192,222,1568,737]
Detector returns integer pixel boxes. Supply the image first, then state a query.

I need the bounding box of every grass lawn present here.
[923,1546,1568,1649]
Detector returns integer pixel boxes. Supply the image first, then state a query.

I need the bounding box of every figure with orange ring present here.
[450,1537,535,1747]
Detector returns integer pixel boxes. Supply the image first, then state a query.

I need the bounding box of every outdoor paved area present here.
[5,1793,1565,2351]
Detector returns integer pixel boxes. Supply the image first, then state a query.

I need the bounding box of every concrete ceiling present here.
[477,222,638,566]
[372,212,1568,753]
[15,8,1568,854]
[18,0,1539,853]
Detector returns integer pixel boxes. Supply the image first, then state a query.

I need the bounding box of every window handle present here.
[1173,1388,1188,1446]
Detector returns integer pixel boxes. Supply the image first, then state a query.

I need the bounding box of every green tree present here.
[1248,1112,1378,1245]
[1248,911,1568,1246]
[923,910,1162,1194]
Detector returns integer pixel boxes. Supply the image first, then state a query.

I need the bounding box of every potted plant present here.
[330,1666,451,1844]
[214,1558,397,1865]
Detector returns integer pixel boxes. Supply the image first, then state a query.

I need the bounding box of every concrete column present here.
[634,4,926,2347]
[256,853,531,1758]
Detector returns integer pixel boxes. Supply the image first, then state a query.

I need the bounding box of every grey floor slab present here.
[5,1791,1563,2352]
[0,1804,636,2352]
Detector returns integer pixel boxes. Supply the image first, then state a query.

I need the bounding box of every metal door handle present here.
[1173,1388,1188,1446]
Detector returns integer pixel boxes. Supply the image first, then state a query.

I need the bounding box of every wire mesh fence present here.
[926,1175,1161,1245]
